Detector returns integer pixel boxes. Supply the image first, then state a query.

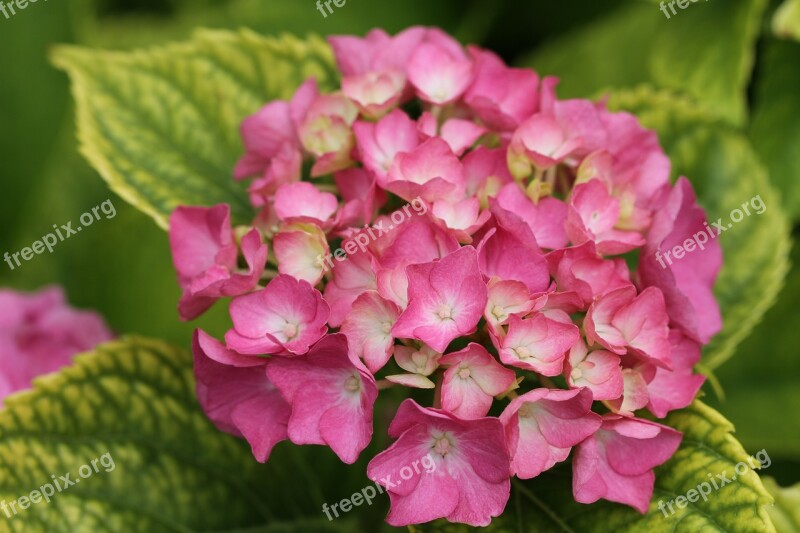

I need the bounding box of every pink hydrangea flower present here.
[298,93,359,176]
[0,286,113,402]
[273,182,339,225]
[341,290,402,373]
[439,343,516,419]
[495,183,568,249]
[500,387,601,478]
[342,69,406,119]
[484,279,536,334]
[392,247,487,352]
[546,241,630,307]
[167,25,725,526]
[566,179,645,254]
[572,415,682,513]
[430,198,490,244]
[323,247,377,327]
[234,78,317,202]
[266,333,377,463]
[585,285,671,368]
[418,113,486,156]
[354,109,419,179]
[639,177,723,344]
[367,399,510,526]
[476,216,550,293]
[464,47,540,131]
[169,204,267,320]
[508,113,583,175]
[385,137,465,203]
[564,339,624,401]
[192,329,289,462]
[225,274,329,355]
[272,222,329,284]
[463,146,514,201]
[645,330,706,418]
[497,313,579,375]
[407,42,473,105]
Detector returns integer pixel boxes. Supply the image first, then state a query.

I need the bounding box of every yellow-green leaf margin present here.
[50,30,338,229]
[0,336,269,532]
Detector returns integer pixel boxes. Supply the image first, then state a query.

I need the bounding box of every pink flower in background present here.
[367,399,510,526]
[0,286,113,402]
[166,25,722,526]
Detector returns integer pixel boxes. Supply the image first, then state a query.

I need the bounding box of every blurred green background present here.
[1,0,798,524]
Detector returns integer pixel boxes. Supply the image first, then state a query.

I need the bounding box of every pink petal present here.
[341,291,401,373]
[499,313,579,375]
[392,247,487,352]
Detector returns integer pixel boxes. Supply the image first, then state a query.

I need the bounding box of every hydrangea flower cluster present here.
[170,27,722,526]
[0,286,113,402]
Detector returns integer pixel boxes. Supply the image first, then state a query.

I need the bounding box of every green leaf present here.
[763,477,800,532]
[603,87,791,370]
[520,0,767,125]
[706,240,800,458]
[773,0,800,40]
[418,401,776,532]
[51,30,339,229]
[0,336,265,530]
[0,336,357,531]
[749,38,800,220]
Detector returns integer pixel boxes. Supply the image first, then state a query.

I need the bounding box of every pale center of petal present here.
[514,345,532,359]
[518,403,536,419]
[571,367,584,381]
[381,321,393,334]
[436,304,453,320]
[432,435,452,457]
[457,367,471,380]
[282,322,299,340]
[411,351,428,368]
[491,305,506,320]
[344,374,361,393]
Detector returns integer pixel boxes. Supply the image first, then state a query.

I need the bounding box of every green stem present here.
[511,479,576,533]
